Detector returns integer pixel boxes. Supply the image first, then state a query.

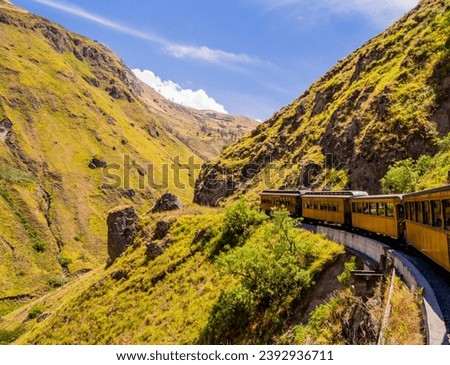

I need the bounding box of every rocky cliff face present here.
[107,206,139,264]
[195,0,450,205]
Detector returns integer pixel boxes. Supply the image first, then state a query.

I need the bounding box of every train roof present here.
[303,190,368,197]
[260,189,309,196]
[403,184,450,198]
[350,194,404,200]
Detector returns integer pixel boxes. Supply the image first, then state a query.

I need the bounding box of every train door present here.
[396,203,405,238]
[295,196,302,217]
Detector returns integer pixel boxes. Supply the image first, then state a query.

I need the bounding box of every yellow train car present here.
[302,191,368,225]
[350,195,404,239]
[403,185,450,272]
[259,190,303,216]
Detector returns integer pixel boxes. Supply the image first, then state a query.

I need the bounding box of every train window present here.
[404,202,410,220]
[332,202,338,211]
[431,200,442,228]
[352,203,356,213]
[357,203,363,213]
[415,202,423,223]
[363,203,370,214]
[398,204,405,219]
[370,202,377,215]
[423,201,430,225]
[377,203,385,216]
[313,201,318,210]
[442,200,450,230]
[410,202,416,222]
[386,203,394,217]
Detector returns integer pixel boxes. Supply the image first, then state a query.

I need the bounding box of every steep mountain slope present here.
[0,1,256,300]
[138,85,258,161]
[0,204,345,344]
[194,0,450,206]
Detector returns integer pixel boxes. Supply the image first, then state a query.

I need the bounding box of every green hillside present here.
[0,0,429,345]
[1,202,347,344]
[194,0,450,206]
[0,1,255,302]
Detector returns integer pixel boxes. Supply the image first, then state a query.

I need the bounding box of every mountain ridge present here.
[194,0,450,206]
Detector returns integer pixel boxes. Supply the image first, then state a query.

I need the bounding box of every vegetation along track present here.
[364,231,450,337]
[402,248,450,337]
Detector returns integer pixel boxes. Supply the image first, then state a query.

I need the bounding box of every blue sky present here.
[13,0,418,120]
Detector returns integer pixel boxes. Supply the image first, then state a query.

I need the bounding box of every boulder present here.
[152,219,174,240]
[88,157,107,169]
[107,205,138,263]
[145,236,172,260]
[0,117,13,142]
[151,192,183,213]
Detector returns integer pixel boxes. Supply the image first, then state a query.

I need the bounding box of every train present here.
[259,186,450,272]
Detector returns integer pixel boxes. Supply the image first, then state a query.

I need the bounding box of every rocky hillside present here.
[139,85,258,161]
[0,0,256,301]
[194,0,450,206]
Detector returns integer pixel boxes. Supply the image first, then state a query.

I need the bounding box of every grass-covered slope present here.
[195,0,450,206]
[0,2,257,300]
[0,202,345,344]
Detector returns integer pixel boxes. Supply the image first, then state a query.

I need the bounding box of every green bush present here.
[0,166,35,184]
[57,255,72,269]
[380,158,419,193]
[48,277,69,288]
[217,243,311,308]
[199,286,255,344]
[211,196,266,255]
[32,240,47,253]
[337,256,357,287]
[28,305,44,319]
[0,327,25,344]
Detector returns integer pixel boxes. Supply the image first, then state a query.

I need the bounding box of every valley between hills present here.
[0,0,449,345]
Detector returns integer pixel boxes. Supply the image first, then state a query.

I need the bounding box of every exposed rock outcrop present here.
[151,192,183,213]
[107,205,139,264]
[194,164,235,206]
[88,157,107,169]
[152,219,174,240]
[145,236,172,261]
[0,117,13,142]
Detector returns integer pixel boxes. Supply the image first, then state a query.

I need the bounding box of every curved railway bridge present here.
[303,223,449,345]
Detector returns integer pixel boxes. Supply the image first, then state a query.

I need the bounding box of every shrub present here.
[211,196,266,255]
[48,277,69,288]
[0,327,25,344]
[199,286,255,344]
[337,256,357,287]
[57,255,72,269]
[0,166,35,184]
[32,240,47,253]
[28,305,44,319]
[217,243,311,308]
[380,158,419,193]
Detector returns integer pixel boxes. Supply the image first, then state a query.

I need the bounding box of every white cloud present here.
[253,0,419,26]
[31,0,259,66]
[165,44,259,65]
[133,69,228,114]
